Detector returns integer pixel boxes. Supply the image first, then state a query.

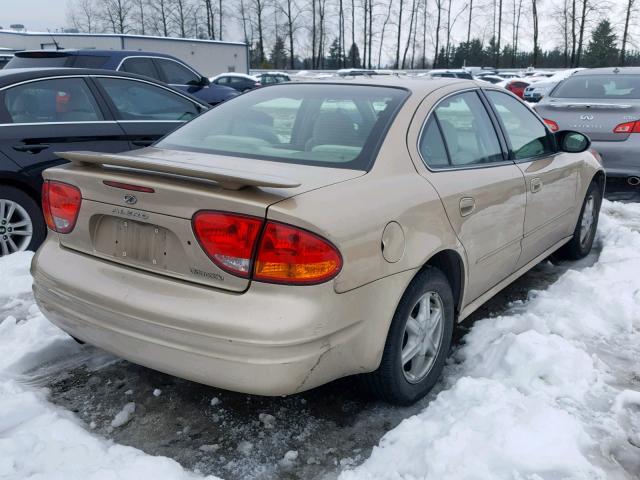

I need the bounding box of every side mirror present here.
[556,130,591,153]
[200,76,211,86]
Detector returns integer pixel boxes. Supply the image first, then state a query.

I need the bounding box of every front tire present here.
[556,181,602,260]
[365,267,454,405]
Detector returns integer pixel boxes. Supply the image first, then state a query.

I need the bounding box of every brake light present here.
[192,211,343,285]
[613,120,640,133]
[543,118,559,132]
[192,211,262,277]
[41,180,82,234]
[103,180,155,193]
[254,222,342,285]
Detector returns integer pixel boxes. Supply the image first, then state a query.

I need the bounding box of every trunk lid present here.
[535,97,640,141]
[45,147,364,292]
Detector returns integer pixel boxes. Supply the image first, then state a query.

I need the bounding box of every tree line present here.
[65,0,640,69]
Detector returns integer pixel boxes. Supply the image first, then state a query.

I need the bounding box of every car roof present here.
[573,67,640,76]
[16,49,179,60]
[212,72,255,79]
[0,67,208,104]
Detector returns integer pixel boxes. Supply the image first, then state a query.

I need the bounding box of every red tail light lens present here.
[543,118,559,132]
[613,120,640,133]
[192,211,343,285]
[192,211,263,277]
[254,222,342,285]
[41,180,82,233]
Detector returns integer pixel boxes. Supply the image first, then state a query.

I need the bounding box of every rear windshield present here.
[6,53,108,69]
[552,74,640,99]
[156,83,408,170]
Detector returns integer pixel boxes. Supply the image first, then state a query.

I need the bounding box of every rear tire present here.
[556,181,601,260]
[364,267,454,405]
[0,186,46,257]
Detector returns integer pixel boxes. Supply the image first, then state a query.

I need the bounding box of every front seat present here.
[306,110,359,150]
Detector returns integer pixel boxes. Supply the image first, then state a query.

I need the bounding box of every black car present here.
[210,73,261,92]
[5,50,239,106]
[0,68,209,256]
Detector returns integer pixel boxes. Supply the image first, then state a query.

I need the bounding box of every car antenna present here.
[47,30,62,51]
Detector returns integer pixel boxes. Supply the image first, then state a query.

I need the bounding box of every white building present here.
[0,30,249,76]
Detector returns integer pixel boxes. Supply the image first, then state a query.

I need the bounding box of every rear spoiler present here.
[55,151,301,190]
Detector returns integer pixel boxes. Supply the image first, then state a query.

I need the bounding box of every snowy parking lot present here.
[1,198,639,480]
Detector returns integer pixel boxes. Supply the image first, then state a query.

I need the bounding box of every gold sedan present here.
[32,78,604,404]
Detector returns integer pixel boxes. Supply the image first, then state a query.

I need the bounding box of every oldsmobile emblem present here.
[124,194,137,205]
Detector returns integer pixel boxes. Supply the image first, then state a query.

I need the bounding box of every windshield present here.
[156,83,408,170]
[552,74,640,99]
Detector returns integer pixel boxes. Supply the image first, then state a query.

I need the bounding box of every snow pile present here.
[0,252,218,480]
[341,200,640,480]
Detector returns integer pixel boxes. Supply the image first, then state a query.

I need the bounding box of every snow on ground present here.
[0,252,218,480]
[0,200,639,480]
[341,200,640,480]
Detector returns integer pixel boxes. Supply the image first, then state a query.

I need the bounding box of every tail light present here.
[192,211,342,285]
[613,120,640,133]
[192,211,263,277]
[254,222,342,285]
[543,118,559,132]
[42,180,82,234]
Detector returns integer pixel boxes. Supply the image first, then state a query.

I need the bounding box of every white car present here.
[523,68,585,102]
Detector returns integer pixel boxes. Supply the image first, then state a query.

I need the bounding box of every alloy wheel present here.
[0,199,33,256]
[401,291,445,384]
[579,194,596,247]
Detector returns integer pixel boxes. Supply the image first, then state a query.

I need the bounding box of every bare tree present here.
[252,0,267,65]
[377,0,393,68]
[171,0,193,38]
[148,0,171,36]
[402,0,418,68]
[132,0,146,35]
[278,0,301,68]
[433,0,443,67]
[67,0,99,33]
[575,0,588,65]
[496,0,503,66]
[395,0,404,68]
[100,0,134,34]
[620,0,637,65]
[532,0,539,66]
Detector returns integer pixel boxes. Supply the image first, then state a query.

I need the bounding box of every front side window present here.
[120,57,159,80]
[156,84,408,169]
[428,91,504,167]
[156,59,200,85]
[552,74,640,99]
[4,78,103,123]
[486,90,554,160]
[97,78,202,121]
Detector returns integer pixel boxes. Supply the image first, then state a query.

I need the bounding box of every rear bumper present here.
[590,139,640,178]
[32,239,413,395]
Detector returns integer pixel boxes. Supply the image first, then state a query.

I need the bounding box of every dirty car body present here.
[32,78,604,402]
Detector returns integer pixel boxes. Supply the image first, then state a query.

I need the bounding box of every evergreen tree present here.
[584,19,618,67]
[327,38,342,69]
[347,43,361,68]
[270,36,288,69]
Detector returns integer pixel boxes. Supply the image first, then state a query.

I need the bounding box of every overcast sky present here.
[2,0,67,32]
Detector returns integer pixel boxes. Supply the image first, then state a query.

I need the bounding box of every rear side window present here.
[156,59,200,85]
[71,55,109,68]
[486,90,554,160]
[156,83,408,170]
[119,57,159,80]
[552,74,640,99]
[97,78,202,121]
[4,78,103,123]
[430,91,504,167]
[419,118,449,167]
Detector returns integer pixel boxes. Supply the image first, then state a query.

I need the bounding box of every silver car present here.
[535,67,640,184]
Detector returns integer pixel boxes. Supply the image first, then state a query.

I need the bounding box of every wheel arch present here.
[0,174,41,204]
[416,248,465,318]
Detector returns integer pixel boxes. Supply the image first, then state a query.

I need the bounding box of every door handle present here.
[131,138,155,147]
[530,177,543,193]
[13,143,50,154]
[459,197,476,217]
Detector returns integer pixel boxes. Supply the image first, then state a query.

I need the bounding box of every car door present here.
[484,89,578,268]
[92,76,206,149]
[409,88,527,304]
[0,76,129,186]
